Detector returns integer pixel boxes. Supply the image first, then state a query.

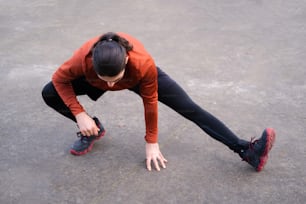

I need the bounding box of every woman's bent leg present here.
[42,81,76,121]
[41,77,106,122]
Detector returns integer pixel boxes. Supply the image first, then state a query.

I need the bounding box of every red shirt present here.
[52,32,158,143]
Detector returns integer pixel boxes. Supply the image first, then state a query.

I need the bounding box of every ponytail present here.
[98,32,133,51]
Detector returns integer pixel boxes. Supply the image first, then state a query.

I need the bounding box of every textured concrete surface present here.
[1,0,306,203]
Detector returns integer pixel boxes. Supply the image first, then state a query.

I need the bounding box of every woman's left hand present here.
[145,143,168,171]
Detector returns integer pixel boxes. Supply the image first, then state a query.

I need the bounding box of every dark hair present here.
[92,32,133,77]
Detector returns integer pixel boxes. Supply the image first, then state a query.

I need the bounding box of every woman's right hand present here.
[75,112,100,136]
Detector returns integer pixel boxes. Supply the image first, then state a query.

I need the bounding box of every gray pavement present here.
[1,0,306,203]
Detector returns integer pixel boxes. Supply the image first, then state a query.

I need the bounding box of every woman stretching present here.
[42,32,275,172]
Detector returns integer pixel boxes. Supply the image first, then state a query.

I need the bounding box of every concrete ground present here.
[1,0,305,203]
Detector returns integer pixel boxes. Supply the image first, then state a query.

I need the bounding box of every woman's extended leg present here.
[156,68,249,153]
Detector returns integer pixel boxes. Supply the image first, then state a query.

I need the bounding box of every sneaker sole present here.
[256,128,276,172]
[70,130,106,156]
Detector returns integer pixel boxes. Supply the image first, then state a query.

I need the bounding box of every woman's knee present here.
[41,82,57,103]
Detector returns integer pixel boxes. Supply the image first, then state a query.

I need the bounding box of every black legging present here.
[42,67,249,153]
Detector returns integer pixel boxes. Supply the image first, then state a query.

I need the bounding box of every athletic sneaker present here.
[239,128,276,172]
[70,117,106,156]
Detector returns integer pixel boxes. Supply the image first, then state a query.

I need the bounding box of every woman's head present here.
[92,32,133,77]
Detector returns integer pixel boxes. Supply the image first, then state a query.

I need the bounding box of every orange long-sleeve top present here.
[52,32,158,143]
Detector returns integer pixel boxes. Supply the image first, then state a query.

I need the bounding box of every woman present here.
[42,32,275,172]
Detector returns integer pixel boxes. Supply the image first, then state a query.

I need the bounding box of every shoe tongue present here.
[81,136,90,143]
